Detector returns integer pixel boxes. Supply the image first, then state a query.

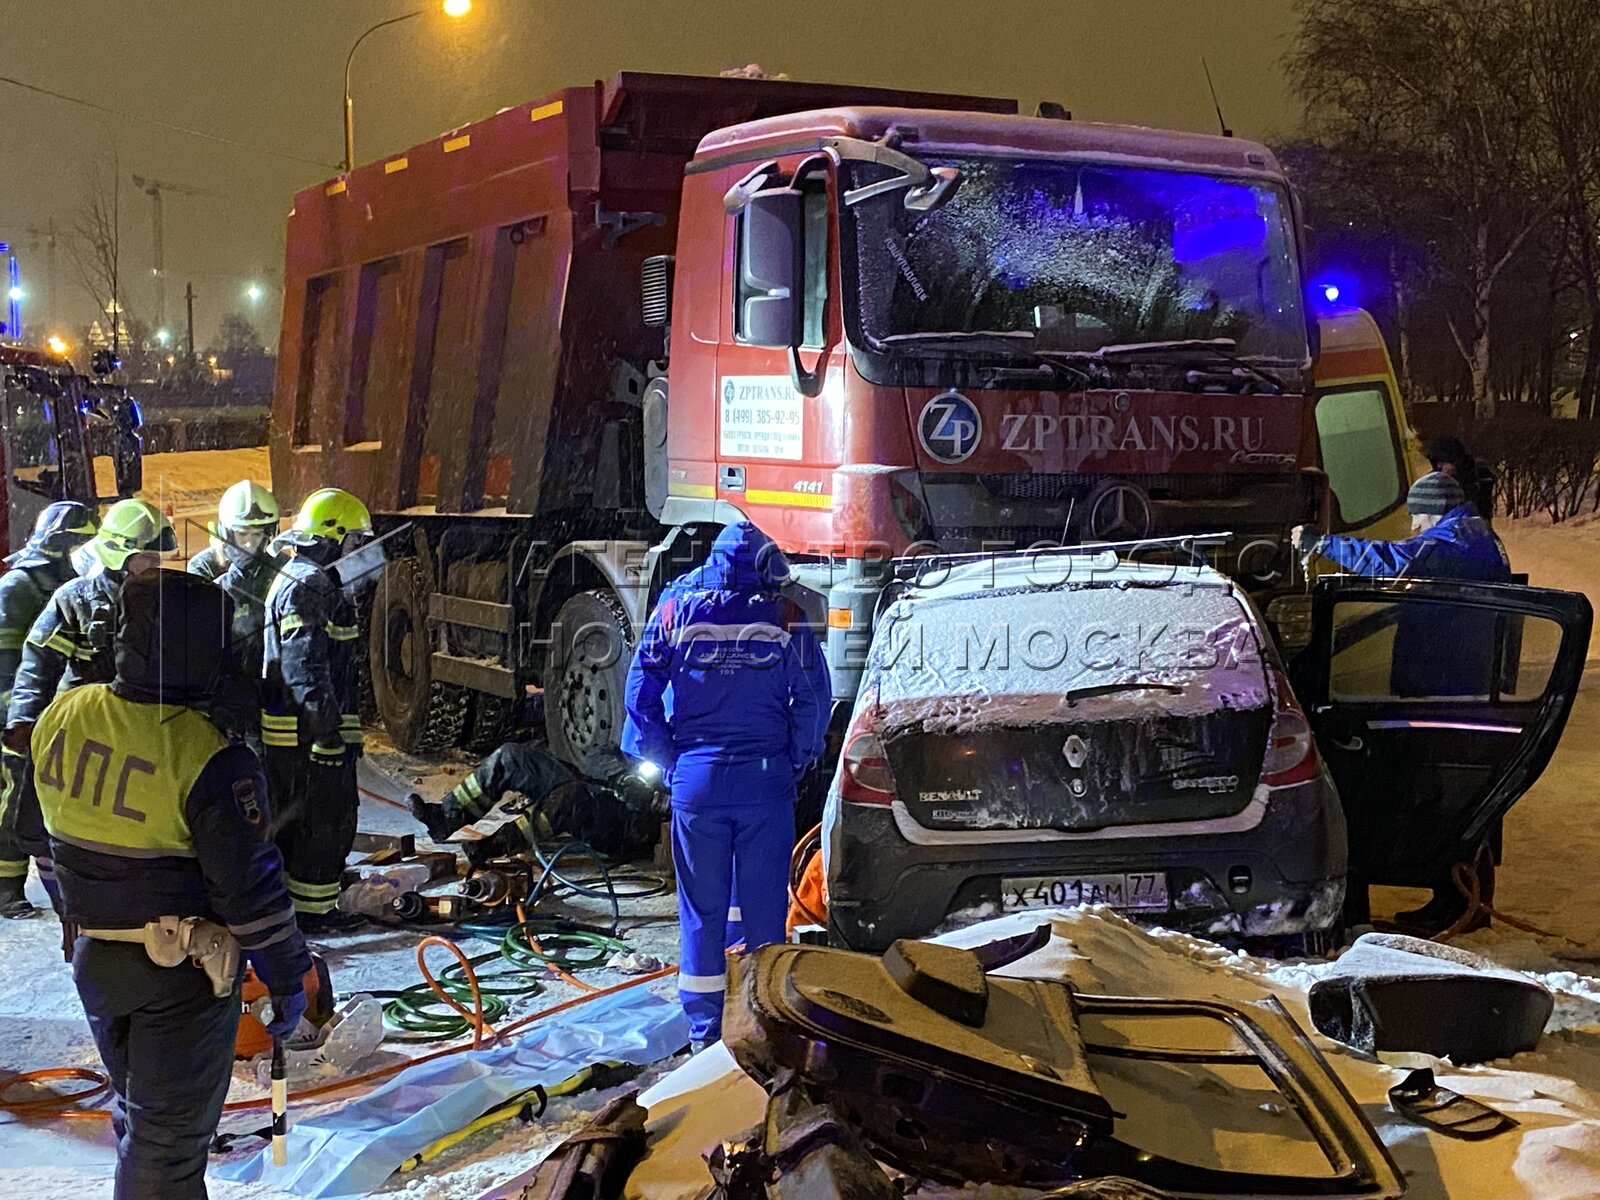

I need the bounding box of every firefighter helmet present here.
[75,498,176,573]
[9,501,98,566]
[210,480,280,539]
[283,488,372,547]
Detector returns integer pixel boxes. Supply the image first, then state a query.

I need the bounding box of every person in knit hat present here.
[1291,470,1507,580]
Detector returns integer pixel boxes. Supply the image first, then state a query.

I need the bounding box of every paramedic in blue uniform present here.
[623,521,831,1048]
[34,570,309,1200]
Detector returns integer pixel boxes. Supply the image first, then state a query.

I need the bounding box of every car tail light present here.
[840,688,896,806]
[1261,668,1321,787]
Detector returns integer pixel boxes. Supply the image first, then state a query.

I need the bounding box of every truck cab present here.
[668,107,1320,696]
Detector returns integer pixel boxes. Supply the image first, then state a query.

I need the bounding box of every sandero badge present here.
[918,391,982,464]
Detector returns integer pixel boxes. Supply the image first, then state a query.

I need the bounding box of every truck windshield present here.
[845,156,1308,364]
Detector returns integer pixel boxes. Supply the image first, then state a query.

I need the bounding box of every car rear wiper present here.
[1062,681,1185,705]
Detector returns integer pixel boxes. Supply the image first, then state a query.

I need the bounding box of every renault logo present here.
[1084,481,1153,541]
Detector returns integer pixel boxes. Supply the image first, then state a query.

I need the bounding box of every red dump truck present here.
[270,72,1323,759]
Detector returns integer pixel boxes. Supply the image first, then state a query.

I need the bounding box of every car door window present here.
[1315,386,1405,529]
[1329,598,1558,703]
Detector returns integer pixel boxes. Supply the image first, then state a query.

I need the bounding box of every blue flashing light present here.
[1310,274,1357,313]
[130,400,144,428]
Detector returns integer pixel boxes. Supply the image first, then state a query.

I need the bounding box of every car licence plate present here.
[1002,872,1170,912]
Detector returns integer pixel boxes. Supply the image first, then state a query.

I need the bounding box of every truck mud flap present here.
[724,940,1405,1198]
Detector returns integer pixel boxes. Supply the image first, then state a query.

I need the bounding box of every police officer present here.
[0,502,97,914]
[35,569,309,1200]
[261,488,371,932]
[189,480,283,669]
[2,499,173,912]
[623,520,831,1048]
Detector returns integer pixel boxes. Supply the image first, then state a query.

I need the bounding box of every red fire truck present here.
[270,72,1325,759]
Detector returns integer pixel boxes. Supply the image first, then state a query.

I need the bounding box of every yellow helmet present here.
[284,488,372,547]
[78,498,176,572]
[211,480,280,539]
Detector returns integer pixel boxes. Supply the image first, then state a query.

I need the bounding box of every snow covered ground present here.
[1,503,1598,1197]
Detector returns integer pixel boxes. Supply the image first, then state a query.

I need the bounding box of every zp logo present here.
[917,391,982,464]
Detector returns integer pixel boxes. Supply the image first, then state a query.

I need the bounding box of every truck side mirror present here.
[738,189,804,350]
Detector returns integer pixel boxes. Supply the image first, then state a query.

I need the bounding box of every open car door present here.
[1294,575,1591,903]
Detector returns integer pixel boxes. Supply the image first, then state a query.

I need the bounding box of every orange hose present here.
[514,902,600,993]
[2,965,678,1123]
[357,784,412,813]
[0,1067,111,1119]
[416,935,497,1048]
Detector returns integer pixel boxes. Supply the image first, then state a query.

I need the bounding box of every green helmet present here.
[211,480,280,539]
[78,498,177,572]
[284,488,372,548]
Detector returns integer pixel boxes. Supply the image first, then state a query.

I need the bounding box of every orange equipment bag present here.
[236,953,334,1058]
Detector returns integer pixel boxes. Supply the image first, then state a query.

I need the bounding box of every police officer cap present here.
[114,570,235,704]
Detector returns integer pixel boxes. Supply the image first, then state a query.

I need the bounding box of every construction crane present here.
[130,174,221,330]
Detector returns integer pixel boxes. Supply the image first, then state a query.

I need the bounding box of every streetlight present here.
[245,282,264,304]
[6,286,20,303]
[343,0,473,172]
[156,328,172,347]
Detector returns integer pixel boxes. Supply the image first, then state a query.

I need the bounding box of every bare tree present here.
[1526,0,1600,417]
[1288,0,1553,417]
[65,151,125,349]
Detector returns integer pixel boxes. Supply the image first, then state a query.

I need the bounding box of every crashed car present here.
[824,548,1590,951]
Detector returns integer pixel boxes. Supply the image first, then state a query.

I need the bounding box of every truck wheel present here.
[545,590,631,766]
[369,558,470,753]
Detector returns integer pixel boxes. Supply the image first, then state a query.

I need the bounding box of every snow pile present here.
[627,907,1600,1200]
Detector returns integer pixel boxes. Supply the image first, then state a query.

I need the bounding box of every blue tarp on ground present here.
[211,984,686,1198]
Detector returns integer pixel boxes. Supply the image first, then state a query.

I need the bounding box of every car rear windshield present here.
[872,581,1269,732]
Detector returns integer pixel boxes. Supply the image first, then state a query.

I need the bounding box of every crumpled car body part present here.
[1308,933,1553,1064]
[707,1085,901,1200]
[1387,1068,1517,1141]
[516,1090,648,1200]
[724,940,1405,1198]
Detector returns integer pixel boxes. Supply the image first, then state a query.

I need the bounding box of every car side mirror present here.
[738,189,804,350]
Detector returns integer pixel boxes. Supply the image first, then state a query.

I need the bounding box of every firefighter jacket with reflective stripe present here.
[0,565,57,713]
[9,571,121,726]
[261,556,361,750]
[33,683,310,993]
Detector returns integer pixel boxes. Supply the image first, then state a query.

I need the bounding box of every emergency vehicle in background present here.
[0,342,144,553]
[269,71,1419,761]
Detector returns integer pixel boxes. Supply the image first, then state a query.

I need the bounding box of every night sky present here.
[1,0,1302,347]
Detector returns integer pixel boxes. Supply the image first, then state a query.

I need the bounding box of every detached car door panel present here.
[1294,576,1591,887]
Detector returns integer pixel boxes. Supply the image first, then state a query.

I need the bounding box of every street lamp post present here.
[342,0,472,172]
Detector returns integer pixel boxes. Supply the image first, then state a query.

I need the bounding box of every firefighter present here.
[0,502,97,915]
[623,520,831,1048]
[2,499,174,913]
[35,569,309,1200]
[409,742,664,864]
[261,488,372,932]
[188,480,284,668]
